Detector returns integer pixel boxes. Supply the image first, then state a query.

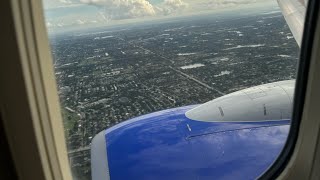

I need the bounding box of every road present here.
[68,146,90,155]
[169,66,226,96]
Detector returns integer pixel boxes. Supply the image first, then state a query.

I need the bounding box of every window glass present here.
[42,0,301,179]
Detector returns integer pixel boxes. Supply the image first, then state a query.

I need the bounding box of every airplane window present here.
[42,0,304,179]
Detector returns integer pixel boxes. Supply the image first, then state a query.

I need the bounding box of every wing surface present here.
[277,0,307,46]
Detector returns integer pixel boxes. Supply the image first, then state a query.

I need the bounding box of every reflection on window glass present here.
[43,0,300,179]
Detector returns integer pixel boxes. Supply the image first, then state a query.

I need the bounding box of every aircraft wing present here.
[277,0,307,47]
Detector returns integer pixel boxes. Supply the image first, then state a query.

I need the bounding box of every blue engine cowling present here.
[91,105,289,180]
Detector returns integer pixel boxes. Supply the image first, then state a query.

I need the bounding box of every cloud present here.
[79,0,190,20]
[59,0,73,3]
[43,0,79,9]
[159,0,189,15]
[46,22,53,28]
[189,0,264,10]
[80,0,156,19]
[163,0,188,9]
[207,0,257,7]
[43,0,271,29]
[76,19,86,24]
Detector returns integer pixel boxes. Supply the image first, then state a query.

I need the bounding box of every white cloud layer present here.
[80,0,156,19]
[187,0,265,11]
[158,0,189,15]
[78,0,265,20]
[44,0,273,29]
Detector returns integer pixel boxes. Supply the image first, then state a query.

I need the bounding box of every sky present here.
[43,0,278,30]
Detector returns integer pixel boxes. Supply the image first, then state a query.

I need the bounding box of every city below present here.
[49,10,299,179]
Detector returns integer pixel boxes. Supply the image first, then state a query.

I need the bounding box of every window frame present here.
[0,0,72,179]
